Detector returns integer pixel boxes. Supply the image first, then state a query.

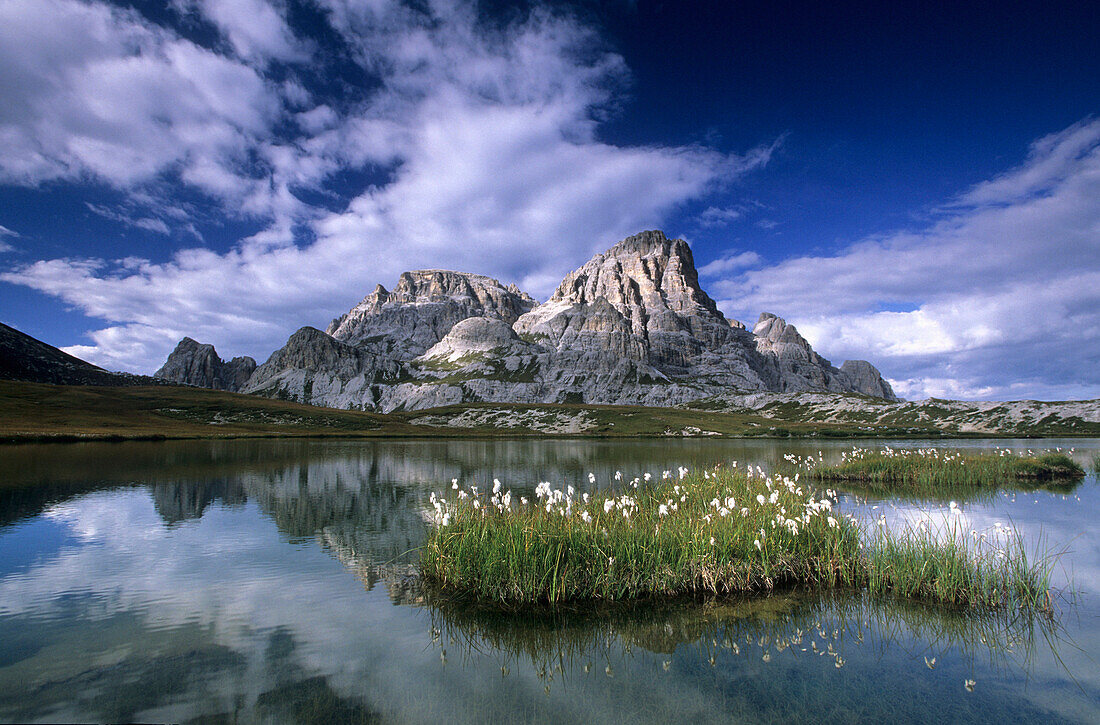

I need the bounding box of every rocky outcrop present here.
[509,231,848,402]
[154,337,256,391]
[420,317,528,361]
[839,360,897,400]
[325,270,536,359]
[517,232,738,363]
[240,326,401,409]
[752,312,853,394]
[161,230,898,410]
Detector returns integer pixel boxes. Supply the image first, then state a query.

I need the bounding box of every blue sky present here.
[0,0,1097,400]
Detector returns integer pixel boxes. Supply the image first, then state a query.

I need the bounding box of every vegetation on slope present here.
[1,381,1095,442]
[0,380,415,441]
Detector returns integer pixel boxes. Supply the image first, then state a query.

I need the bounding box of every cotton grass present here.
[787,447,1084,491]
[420,464,1056,611]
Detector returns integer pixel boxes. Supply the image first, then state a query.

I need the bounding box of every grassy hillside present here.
[395,401,947,438]
[0,381,940,443]
[0,381,1094,443]
[0,381,418,441]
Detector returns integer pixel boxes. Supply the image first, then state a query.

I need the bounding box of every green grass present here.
[788,447,1084,491]
[3,380,1096,442]
[864,523,1053,610]
[0,382,912,441]
[0,380,420,441]
[420,466,1055,612]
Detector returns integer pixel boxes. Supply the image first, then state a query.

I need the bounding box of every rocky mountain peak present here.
[154,337,256,391]
[840,360,898,400]
[754,313,822,362]
[604,228,682,257]
[755,312,805,345]
[324,269,537,358]
[546,230,722,320]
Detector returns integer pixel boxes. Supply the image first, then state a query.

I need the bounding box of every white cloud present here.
[0,0,295,215]
[698,250,762,277]
[697,206,742,227]
[175,0,309,64]
[0,224,16,253]
[1,0,772,373]
[85,203,172,235]
[714,119,1100,401]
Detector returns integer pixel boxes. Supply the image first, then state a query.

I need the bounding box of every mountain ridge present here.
[1,321,167,387]
[163,230,896,411]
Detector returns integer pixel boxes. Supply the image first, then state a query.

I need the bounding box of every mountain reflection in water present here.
[0,437,1096,723]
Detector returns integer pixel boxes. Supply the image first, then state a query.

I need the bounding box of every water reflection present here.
[426,590,1074,721]
[0,437,1097,723]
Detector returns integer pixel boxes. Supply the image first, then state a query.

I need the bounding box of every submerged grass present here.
[420,464,1055,612]
[787,447,1084,490]
[427,589,1054,685]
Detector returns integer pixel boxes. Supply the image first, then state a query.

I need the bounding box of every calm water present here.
[0,437,1097,723]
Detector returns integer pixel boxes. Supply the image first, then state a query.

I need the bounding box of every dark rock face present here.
[162,230,899,410]
[240,326,401,408]
[154,338,256,392]
[0,322,165,387]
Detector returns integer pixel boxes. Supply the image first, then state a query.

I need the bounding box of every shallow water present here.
[0,437,1097,723]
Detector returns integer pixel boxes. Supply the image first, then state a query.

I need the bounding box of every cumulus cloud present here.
[1,0,772,372]
[713,119,1100,400]
[0,0,279,196]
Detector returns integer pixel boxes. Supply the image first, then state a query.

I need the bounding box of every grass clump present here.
[864,521,1053,610]
[422,466,862,604]
[420,465,1055,612]
[788,446,1084,490]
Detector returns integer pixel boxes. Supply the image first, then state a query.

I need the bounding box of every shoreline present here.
[2,379,1097,445]
[7,429,1099,446]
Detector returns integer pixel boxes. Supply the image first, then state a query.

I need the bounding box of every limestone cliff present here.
[325,270,536,359]
[839,360,897,400]
[240,326,400,409]
[153,337,256,391]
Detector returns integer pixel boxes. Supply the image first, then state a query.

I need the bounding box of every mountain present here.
[0,321,165,387]
[326,270,537,358]
[154,337,256,391]
[165,231,897,411]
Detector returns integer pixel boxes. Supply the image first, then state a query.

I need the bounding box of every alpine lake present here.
[1,436,1098,724]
